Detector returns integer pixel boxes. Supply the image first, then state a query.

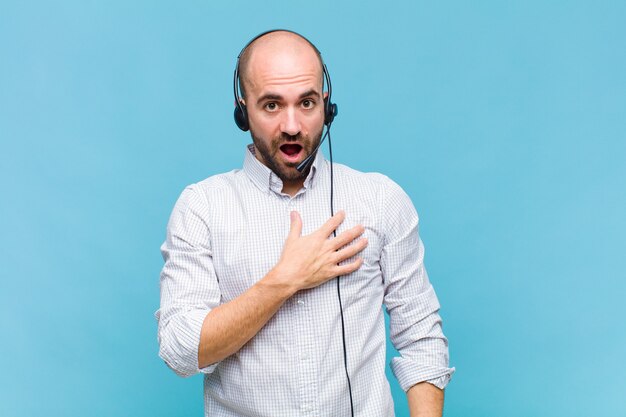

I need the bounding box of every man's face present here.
[243,40,325,186]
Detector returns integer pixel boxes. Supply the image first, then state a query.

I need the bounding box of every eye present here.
[302,99,315,109]
[264,102,278,112]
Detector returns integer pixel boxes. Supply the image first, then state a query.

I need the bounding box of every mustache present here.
[280,132,303,142]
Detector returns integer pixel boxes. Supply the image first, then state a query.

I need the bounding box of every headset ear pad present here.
[234,103,249,131]
[324,98,338,126]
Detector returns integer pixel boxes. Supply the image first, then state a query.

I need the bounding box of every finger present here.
[333,257,364,277]
[318,210,345,237]
[331,237,368,264]
[330,225,365,251]
[287,211,302,241]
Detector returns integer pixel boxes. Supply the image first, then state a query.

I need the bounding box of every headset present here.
[233,29,337,132]
[232,30,353,417]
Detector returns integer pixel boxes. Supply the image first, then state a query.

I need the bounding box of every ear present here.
[323,92,329,100]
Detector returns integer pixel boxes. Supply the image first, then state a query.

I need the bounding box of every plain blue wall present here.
[1,1,625,416]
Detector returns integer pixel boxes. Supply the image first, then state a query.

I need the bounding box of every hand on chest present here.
[211,199,383,302]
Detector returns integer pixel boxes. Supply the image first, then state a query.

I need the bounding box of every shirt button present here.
[297,299,305,305]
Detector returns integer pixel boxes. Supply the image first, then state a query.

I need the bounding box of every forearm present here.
[407,382,444,417]
[197,268,297,368]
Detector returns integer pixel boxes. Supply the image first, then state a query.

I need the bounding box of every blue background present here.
[1,1,625,416]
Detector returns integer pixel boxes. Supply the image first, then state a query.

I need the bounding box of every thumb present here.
[287,211,302,241]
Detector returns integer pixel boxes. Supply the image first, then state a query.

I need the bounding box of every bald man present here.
[157,30,454,417]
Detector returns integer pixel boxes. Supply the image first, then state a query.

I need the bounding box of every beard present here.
[250,127,324,184]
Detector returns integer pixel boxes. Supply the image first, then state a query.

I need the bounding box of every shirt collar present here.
[243,144,326,195]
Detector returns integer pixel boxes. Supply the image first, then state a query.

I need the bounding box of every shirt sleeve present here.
[155,186,222,377]
[380,178,455,391]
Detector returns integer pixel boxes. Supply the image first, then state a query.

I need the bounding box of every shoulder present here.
[181,169,244,201]
[193,169,244,194]
[170,169,245,217]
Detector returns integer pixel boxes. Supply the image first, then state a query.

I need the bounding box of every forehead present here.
[242,34,324,96]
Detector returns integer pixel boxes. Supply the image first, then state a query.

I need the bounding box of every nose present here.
[280,107,301,137]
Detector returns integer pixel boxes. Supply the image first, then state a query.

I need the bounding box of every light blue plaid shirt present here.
[156,145,454,416]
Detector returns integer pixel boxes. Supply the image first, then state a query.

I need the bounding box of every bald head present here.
[238,31,324,98]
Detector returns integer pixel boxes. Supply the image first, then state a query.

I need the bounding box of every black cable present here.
[327,127,355,417]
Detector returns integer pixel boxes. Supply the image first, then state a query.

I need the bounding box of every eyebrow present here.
[256,89,321,105]
[256,93,282,105]
[298,89,321,99]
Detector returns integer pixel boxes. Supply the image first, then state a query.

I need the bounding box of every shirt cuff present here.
[425,373,453,390]
[186,308,219,375]
[158,308,218,377]
[391,357,455,391]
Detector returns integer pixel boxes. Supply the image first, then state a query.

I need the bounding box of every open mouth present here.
[279,144,303,161]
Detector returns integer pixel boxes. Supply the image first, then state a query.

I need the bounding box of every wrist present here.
[258,266,300,300]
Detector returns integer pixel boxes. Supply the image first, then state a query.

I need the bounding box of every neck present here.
[281,179,305,197]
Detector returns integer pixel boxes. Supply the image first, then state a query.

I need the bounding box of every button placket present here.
[287,195,319,416]
[295,290,318,416]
